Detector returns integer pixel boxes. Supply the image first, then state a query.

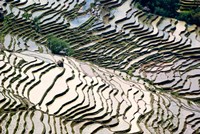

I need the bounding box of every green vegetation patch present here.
[22,12,31,20]
[136,0,200,26]
[136,0,179,17]
[47,36,74,56]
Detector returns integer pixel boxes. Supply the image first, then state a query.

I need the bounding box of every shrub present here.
[22,12,31,20]
[176,11,191,22]
[47,36,74,56]
[135,2,143,10]
[3,16,11,26]
[154,7,168,16]
[176,8,200,25]
[191,7,200,24]
[33,17,40,32]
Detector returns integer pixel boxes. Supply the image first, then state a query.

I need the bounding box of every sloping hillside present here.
[1,0,200,133]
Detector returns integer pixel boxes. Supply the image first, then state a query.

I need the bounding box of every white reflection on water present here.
[81,0,94,12]
[69,13,91,28]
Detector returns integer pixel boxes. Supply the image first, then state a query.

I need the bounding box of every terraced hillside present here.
[1,0,200,133]
[1,50,200,133]
[180,0,200,11]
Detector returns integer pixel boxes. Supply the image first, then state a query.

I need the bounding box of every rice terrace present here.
[0,0,200,133]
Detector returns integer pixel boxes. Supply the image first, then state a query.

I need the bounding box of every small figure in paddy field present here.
[57,58,64,67]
